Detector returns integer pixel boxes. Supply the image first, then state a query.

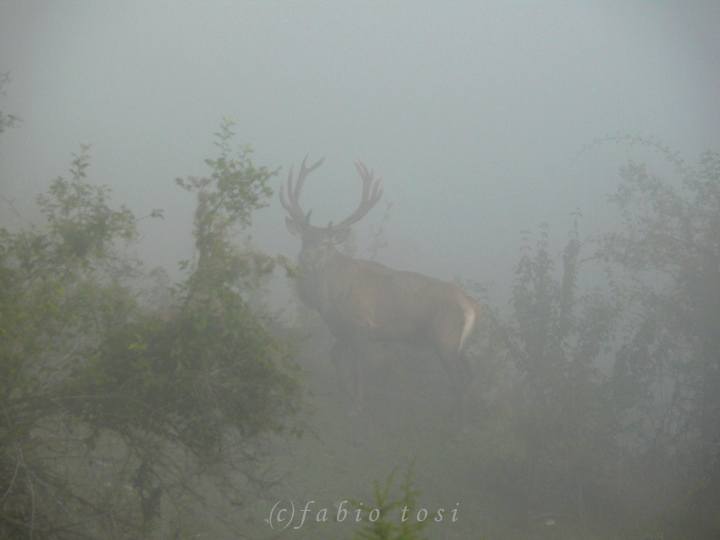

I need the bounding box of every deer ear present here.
[285,217,303,237]
[331,228,352,244]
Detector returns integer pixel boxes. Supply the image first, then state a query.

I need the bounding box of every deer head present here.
[281,156,382,265]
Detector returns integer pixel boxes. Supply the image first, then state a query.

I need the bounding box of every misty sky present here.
[1,1,719,297]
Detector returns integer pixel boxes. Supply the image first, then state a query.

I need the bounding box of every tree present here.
[1,72,21,216]
[597,135,720,534]
[0,120,301,538]
[496,216,620,526]
[0,72,20,134]
[468,138,720,537]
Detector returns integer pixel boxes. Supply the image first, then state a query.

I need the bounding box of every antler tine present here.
[334,161,383,230]
[279,164,302,222]
[355,161,383,201]
[280,155,326,224]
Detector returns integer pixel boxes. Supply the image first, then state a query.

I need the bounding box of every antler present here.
[280,157,382,229]
[334,161,383,230]
[280,155,326,224]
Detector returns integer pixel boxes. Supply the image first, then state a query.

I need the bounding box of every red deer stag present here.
[281,156,481,426]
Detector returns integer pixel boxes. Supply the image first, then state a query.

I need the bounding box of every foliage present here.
[482,214,621,527]
[0,146,143,539]
[349,460,433,540]
[595,135,720,535]
[474,136,720,537]
[0,120,301,538]
[0,72,20,134]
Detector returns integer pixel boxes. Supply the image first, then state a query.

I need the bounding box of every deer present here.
[281,156,482,429]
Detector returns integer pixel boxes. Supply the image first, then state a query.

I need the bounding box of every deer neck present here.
[296,246,350,316]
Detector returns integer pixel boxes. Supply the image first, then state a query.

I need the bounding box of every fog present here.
[2,1,719,538]
[2,1,718,288]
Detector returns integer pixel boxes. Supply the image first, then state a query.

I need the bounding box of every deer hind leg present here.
[442,352,471,433]
[434,329,472,434]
